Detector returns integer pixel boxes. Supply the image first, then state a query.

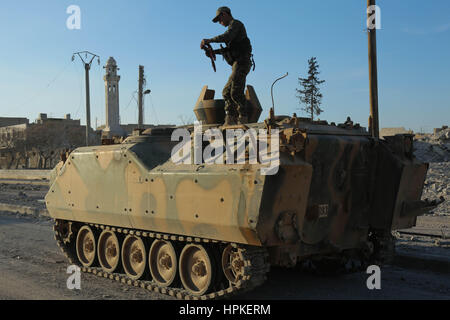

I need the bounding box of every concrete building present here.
[0,124,27,146]
[0,117,29,128]
[35,113,80,126]
[433,125,449,135]
[0,113,99,169]
[380,127,413,138]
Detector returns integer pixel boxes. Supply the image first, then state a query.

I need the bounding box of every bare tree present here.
[0,122,93,169]
[0,127,27,168]
[25,123,86,168]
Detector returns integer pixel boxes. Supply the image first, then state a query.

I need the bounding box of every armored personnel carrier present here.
[45,83,441,299]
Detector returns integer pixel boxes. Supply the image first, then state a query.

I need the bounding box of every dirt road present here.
[0,211,448,300]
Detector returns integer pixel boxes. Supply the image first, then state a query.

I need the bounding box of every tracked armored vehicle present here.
[45,83,441,299]
[45,3,442,297]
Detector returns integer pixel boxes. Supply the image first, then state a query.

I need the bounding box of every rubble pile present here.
[414,128,450,163]
[421,162,450,215]
[413,127,450,215]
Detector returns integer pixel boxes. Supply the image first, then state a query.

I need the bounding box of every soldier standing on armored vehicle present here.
[201,6,253,125]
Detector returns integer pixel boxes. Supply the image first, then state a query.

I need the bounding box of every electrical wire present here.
[132,94,139,124]
[72,62,84,120]
[123,91,137,111]
[148,94,160,125]
[14,60,73,112]
[120,91,138,125]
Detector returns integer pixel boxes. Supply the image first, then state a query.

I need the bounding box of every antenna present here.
[270,72,288,114]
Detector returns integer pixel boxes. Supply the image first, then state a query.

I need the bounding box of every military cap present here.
[212,6,231,23]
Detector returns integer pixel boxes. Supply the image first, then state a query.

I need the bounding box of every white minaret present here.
[103,57,124,138]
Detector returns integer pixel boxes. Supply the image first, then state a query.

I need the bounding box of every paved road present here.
[0,212,448,300]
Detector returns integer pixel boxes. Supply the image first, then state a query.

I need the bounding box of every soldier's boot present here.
[223,99,238,126]
[237,116,248,125]
[224,112,237,126]
[237,113,248,125]
[236,100,248,125]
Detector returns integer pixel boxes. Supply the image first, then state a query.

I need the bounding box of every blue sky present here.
[0,0,449,132]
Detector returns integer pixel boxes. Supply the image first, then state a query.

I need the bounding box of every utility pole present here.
[367,0,380,138]
[137,65,151,130]
[72,51,100,146]
[138,65,144,128]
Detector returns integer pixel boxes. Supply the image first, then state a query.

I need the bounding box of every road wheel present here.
[97,230,121,273]
[149,240,178,287]
[221,244,245,285]
[121,235,147,280]
[76,225,97,267]
[179,244,214,296]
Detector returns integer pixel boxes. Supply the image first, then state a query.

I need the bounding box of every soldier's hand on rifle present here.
[200,38,210,49]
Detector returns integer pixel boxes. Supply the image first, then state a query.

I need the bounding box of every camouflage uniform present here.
[208,19,253,122]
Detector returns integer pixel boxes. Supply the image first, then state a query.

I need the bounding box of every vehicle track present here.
[54,219,270,300]
[1,211,449,299]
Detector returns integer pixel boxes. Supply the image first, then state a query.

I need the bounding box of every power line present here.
[14,60,72,111]
[132,93,139,124]
[72,62,84,120]
[148,94,160,125]
[123,91,137,111]
[120,91,138,125]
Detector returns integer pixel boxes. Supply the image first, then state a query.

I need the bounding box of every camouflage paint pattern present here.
[45,117,431,267]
